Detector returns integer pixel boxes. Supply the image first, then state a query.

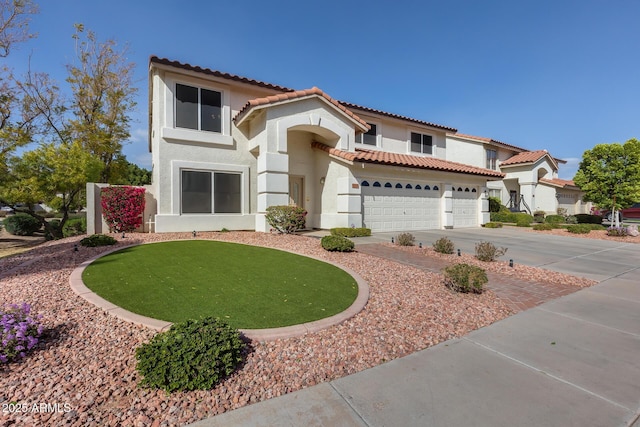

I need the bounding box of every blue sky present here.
[6,0,639,179]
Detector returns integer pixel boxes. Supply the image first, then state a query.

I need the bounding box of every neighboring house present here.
[88,56,586,234]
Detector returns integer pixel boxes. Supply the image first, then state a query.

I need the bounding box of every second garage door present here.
[452,187,478,228]
[362,181,441,232]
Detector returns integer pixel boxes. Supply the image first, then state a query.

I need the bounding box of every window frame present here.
[175,83,223,133]
[486,149,498,170]
[179,168,243,215]
[356,122,379,146]
[409,131,433,155]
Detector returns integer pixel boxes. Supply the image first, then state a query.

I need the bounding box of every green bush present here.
[483,222,503,228]
[395,233,415,246]
[545,215,565,224]
[566,224,591,234]
[475,241,508,262]
[265,205,307,234]
[533,223,554,231]
[442,263,487,294]
[488,197,502,213]
[135,317,247,392]
[321,235,354,252]
[63,217,86,237]
[575,214,603,224]
[3,213,41,236]
[79,234,117,247]
[533,210,546,223]
[565,215,578,224]
[490,212,516,223]
[44,219,62,241]
[330,227,371,237]
[433,237,455,254]
[516,216,532,227]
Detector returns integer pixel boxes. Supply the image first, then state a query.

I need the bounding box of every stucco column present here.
[336,172,363,228]
[256,152,290,232]
[443,184,453,229]
[520,182,536,214]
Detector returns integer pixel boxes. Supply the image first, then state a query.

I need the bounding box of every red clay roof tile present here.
[234,87,369,130]
[539,178,578,188]
[311,141,505,178]
[451,133,528,152]
[340,101,457,132]
[500,150,551,166]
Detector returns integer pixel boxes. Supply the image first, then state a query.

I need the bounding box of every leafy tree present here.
[0,24,138,238]
[573,138,640,227]
[118,160,151,186]
[0,0,38,58]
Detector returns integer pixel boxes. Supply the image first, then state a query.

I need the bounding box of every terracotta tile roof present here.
[149,56,295,92]
[539,178,579,188]
[451,133,528,152]
[234,87,369,131]
[339,101,457,133]
[500,150,552,167]
[311,141,505,178]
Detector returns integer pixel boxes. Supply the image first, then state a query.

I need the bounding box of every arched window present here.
[405,184,413,189]
[472,188,477,193]
[415,184,422,190]
[424,185,431,190]
[395,183,402,188]
[433,185,439,191]
[457,187,463,192]
[384,182,392,188]
[361,180,370,187]
[373,181,381,187]
[465,187,470,192]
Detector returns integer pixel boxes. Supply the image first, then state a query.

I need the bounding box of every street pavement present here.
[189,228,640,427]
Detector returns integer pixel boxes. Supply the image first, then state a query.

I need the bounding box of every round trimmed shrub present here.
[135,317,247,392]
[80,234,117,247]
[516,217,532,227]
[533,223,554,231]
[395,232,415,246]
[483,222,503,228]
[3,213,41,236]
[442,263,487,294]
[566,224,591,234]
[545,215,565,224]
[433,237,455,254]
[321,235,354,252]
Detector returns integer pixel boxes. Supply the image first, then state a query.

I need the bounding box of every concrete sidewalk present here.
[189,230,640,427]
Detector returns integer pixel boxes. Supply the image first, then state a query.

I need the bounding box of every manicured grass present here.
[82,240,358,329]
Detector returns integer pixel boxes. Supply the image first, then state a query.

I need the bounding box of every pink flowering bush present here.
[101,186,146,233]
[1,303,43,364]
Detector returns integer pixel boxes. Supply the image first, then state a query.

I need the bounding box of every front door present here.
[509,190,518,209]
[289,176,304,208]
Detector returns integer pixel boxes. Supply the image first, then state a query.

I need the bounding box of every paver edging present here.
[68,239,370,341]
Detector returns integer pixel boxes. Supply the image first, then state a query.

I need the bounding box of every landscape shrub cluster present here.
[101,186,146,233]
[475,241,508,262]
[330,227,371,237]
[395,233,415,246]
[544,215,565,224]
[433,237,455,254]
[442,263,487,294]
[575,214,603,224]
[489,212,534,224]
[321,235,354,252]
[1,303,43,364]
[566,224,592,234]
[62,217,87,237]
[607,226,628,237]
[533,223,554,231]
[79,234,117,247]
[2,214,41,236]
[483,222,503,228]
[135,317,247,392]
[265,205,307,234]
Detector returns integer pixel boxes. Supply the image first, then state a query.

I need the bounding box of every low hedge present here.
[566,224,592,234]
[321,235,354,252]
[545,215,565,224]
[330,227,371,237]
[483,222,503,228]
[80,234,117,247]
[575,214,603,224]
[533,223,554,231]
[490,212,534,224]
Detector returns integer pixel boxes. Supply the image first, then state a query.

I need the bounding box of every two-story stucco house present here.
[87,56,586,234]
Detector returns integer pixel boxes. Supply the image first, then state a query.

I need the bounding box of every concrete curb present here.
[68,240,369,341]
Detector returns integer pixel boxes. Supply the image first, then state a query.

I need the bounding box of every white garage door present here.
[362,181,440,232]
[557,193,576,215]
[452,187,478,228]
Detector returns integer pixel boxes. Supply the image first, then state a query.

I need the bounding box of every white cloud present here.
[559,157,581,180]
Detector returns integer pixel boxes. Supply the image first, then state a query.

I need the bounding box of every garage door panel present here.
[452,191,478,228]
[362,186,440,231]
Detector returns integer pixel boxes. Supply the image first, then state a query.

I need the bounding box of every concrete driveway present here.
[190,228,640,427]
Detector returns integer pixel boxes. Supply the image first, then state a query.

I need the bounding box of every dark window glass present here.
[424,185,431,190]
[182,170,212,213]
[201,89,222,132]
[415,185,422,189]
[373,181,381,187]
[433,185,439,191]
[406,184,412,189]
[384,182,392,188]
[361,181,370,186]
[362,124,377,145]
[214,173,241,213]
[176,84,198,130]
[410,132,432,154]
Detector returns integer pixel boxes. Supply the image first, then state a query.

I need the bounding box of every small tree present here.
[573,139,640,228]
[101,186,145,232]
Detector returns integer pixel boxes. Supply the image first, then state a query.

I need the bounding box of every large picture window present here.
[181,170,241,214]
[410,132,432,154]
[175,83,222,133]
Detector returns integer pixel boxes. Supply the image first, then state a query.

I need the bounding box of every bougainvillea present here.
[1,303,44,364]
[101,186,146,232]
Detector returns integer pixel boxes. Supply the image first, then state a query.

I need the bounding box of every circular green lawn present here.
[82,240,359,329]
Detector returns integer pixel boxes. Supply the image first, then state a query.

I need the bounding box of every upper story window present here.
[356,123,377,146]
[175,83,222,133]
[410,132,432,155]
[486,149,497,170]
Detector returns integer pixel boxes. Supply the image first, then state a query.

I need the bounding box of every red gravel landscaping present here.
[0,231,589,426]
